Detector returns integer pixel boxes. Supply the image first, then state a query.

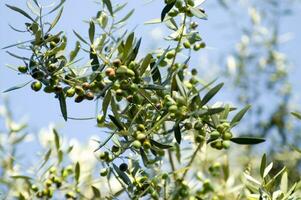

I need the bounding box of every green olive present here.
[18,66,28,73]
[66,87,76,97]
[31,81,42,92]
[132,140,142,149]
[100,168,108,176]
[183,41,191,49]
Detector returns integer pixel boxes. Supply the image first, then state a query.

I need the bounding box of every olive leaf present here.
[200,83,224,107]
[89,20,95,43]
[260,154,266,178]
[189,7,208,20]
[150,139,173,149]
[75,162,80,183]
[58,93,68,121]
[161,2,176,22]
[3,80,32,93]
[113,164,131,185]
[50,7,64,31]
[103,0,113,16]
[174,122,181,144]
[6,4,35,22]
[230,137,265,145]
[230,105,251,127]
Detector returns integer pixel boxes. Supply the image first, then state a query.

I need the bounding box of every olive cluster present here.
[209,122,233,150]
[30,165,78,199]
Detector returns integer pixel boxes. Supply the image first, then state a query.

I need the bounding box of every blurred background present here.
[0,0,301,160]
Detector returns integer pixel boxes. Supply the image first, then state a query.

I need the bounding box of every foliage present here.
[1,0,301,199]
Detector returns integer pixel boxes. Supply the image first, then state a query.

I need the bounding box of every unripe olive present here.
[183,41,191,49]
[166,51,176,59]
[65,191,76,199]
[210,131,220,140]
[116,65,128,75]
[137,133,147,141]
[195,135,205,143]
[137,124,145,132]
[85,92,95,100]
[74,95,85,103]
[194,121,203,130]
[222,131,233,140]
[99,151,109,160]
[49,166,57,174]
[191,68,198,76]
[100,168,108,176]
[97,115,104,124]
[184,122,192,130]
[211,140,223,150]
[111,145,120,153]
[82,82,91,90]
[53,177,62,188]
[66,87,76,97]
[31,81,42,91]
[45,179,52,187]
[187,0,195,6]
[75,86,85,96]
[112,59,121,67]
[31,184,39,192]
[18,66,28,73]
[132,140,142,149]
[190,21,198,29]
[162,173,169,179]
[175,0,184,9]
[222,141,231,149]
[126,68,135,76]
[143,140,151,149]
[168,105,178,113]
[44,86,54,93]
[119,163,128,172]
[116,89,123,96]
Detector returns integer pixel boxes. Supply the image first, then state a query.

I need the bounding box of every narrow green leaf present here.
[90,47,100,71]
[102,91,111,120]
[109,115,124,131]
[39,149,51,170]
[189,7,208,20]
[115,9,134,24]
[263,162,273,178]
[103,0,114,16]
[140,148,149,167]
[6,4,35,22]
[50,7,63,30]
[73,30,89,45]
[113,164,131,185]
[139,54,152,76]
[3,80,32,93]
[47,0,66,15]
[53,129,60,152]
[150,139,172,149]
[58,93,68,121]
[200,83,224,106]
[89,20,95,43]
[69,41,81,61]
[174,122,181,144]
[260,154,266,178]
[161,2,176,22]
[280,171,288,193]
[291,112,301,120]
[230,137,265,145]
[75,162,80,183]
[230,105,251,127]
[91,186,101,198]
[150,62,162,84]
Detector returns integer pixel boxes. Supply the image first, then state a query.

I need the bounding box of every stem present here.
[181,143,202,180]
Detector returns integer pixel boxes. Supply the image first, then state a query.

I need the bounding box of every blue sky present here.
[0,0,300,145]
